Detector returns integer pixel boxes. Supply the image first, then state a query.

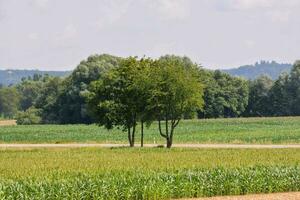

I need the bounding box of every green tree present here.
[288,61,300,115]
[149,56,204,148]
[34,77,63,123]
[87,57,152,147]
[133,58,154,147]
[199,70,249,118]
[17,75,43,111]
[0,87,20,118]
[268,73,291,116]
[244,75,273,116]
[58,54,121,124]
[16,107,41,125]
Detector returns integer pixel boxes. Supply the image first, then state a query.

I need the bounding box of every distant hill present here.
[222,61,293,80]
[0,69,71,86]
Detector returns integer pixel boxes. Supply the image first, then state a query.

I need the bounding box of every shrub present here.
[16,107,42,125]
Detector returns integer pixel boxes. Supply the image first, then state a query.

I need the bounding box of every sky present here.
[0,0,299,71]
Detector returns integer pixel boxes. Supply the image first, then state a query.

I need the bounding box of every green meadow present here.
[1,117,300,144]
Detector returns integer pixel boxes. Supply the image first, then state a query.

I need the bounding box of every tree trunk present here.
[158,118,180,148]
[131,124,136,147]
[128,127,133,147]
[166,138,172,148]
[132,127,135,147]
[141,121,144,147]
[130,140,134,147]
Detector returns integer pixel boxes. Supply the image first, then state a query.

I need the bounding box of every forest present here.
[0,54,300,124]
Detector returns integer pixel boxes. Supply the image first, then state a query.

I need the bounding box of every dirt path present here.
[181,192,300,200]
[0,120,16,126]
[0,143,300,148]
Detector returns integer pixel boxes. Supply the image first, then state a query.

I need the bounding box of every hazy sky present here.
[0,0,299,70]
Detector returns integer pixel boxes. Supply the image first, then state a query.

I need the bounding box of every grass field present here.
[1,117,300,144]
[1,117,300,199]
[0,148,299,199]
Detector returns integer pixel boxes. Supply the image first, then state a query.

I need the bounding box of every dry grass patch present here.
[0,120,16,126]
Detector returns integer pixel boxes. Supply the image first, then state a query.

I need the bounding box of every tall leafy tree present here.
[132,58,154,147]
[0,87,20,118]
[57,54,122,124]
[34,76,63,123]
[288,61,300,115]
[87,57,152,147]
[268,73,291,116]
[17,74,43,111]
[200,70,249,118]
[149,56,204,148]
[244,75,273,116]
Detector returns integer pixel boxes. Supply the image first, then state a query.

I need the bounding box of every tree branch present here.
[158,120,167,138]
[174,119,180,128]
[165,117,169,139]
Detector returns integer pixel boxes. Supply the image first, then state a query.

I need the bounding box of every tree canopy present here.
[149,56,204,147]
[199,70,249,118]
[56,54,122,124]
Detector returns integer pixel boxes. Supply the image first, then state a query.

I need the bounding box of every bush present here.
[16,107,42,125]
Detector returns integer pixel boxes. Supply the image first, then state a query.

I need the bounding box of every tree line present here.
[0,54,299,147]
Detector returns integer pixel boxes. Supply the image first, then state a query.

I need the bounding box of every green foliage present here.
[16,75,44,111]
[200,70,249,118]
[87,57,153,146]
[268,73,291,116]
[1,54,300,124]
[57,54,122,124]
[244,75,273,116]
[150,55,204,147]
[245,60,300,117]
[34,76,64,123]
[16,107,41,125]
[87,55,205,147]
[0,87,20,118]
[153,55,204,118]
[288,61,300,114]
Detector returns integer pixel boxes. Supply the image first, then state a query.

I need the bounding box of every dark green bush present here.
[16,107,42,125]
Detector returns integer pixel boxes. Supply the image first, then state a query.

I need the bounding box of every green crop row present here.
[0,166,299,200]
[1,148,300,179]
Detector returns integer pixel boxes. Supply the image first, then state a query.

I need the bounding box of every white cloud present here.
[228,0,271,10]
[55,24,77,44]
[32,0,49,9]
[0,0,5,20]
[94,0,132,29]
[266,10,291,23]
[146,0,190,20]
[244,40,255,48]
[218,0,300,23]
[222,0,300,11]
[28,33,39,40]
[151,42,176,55]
